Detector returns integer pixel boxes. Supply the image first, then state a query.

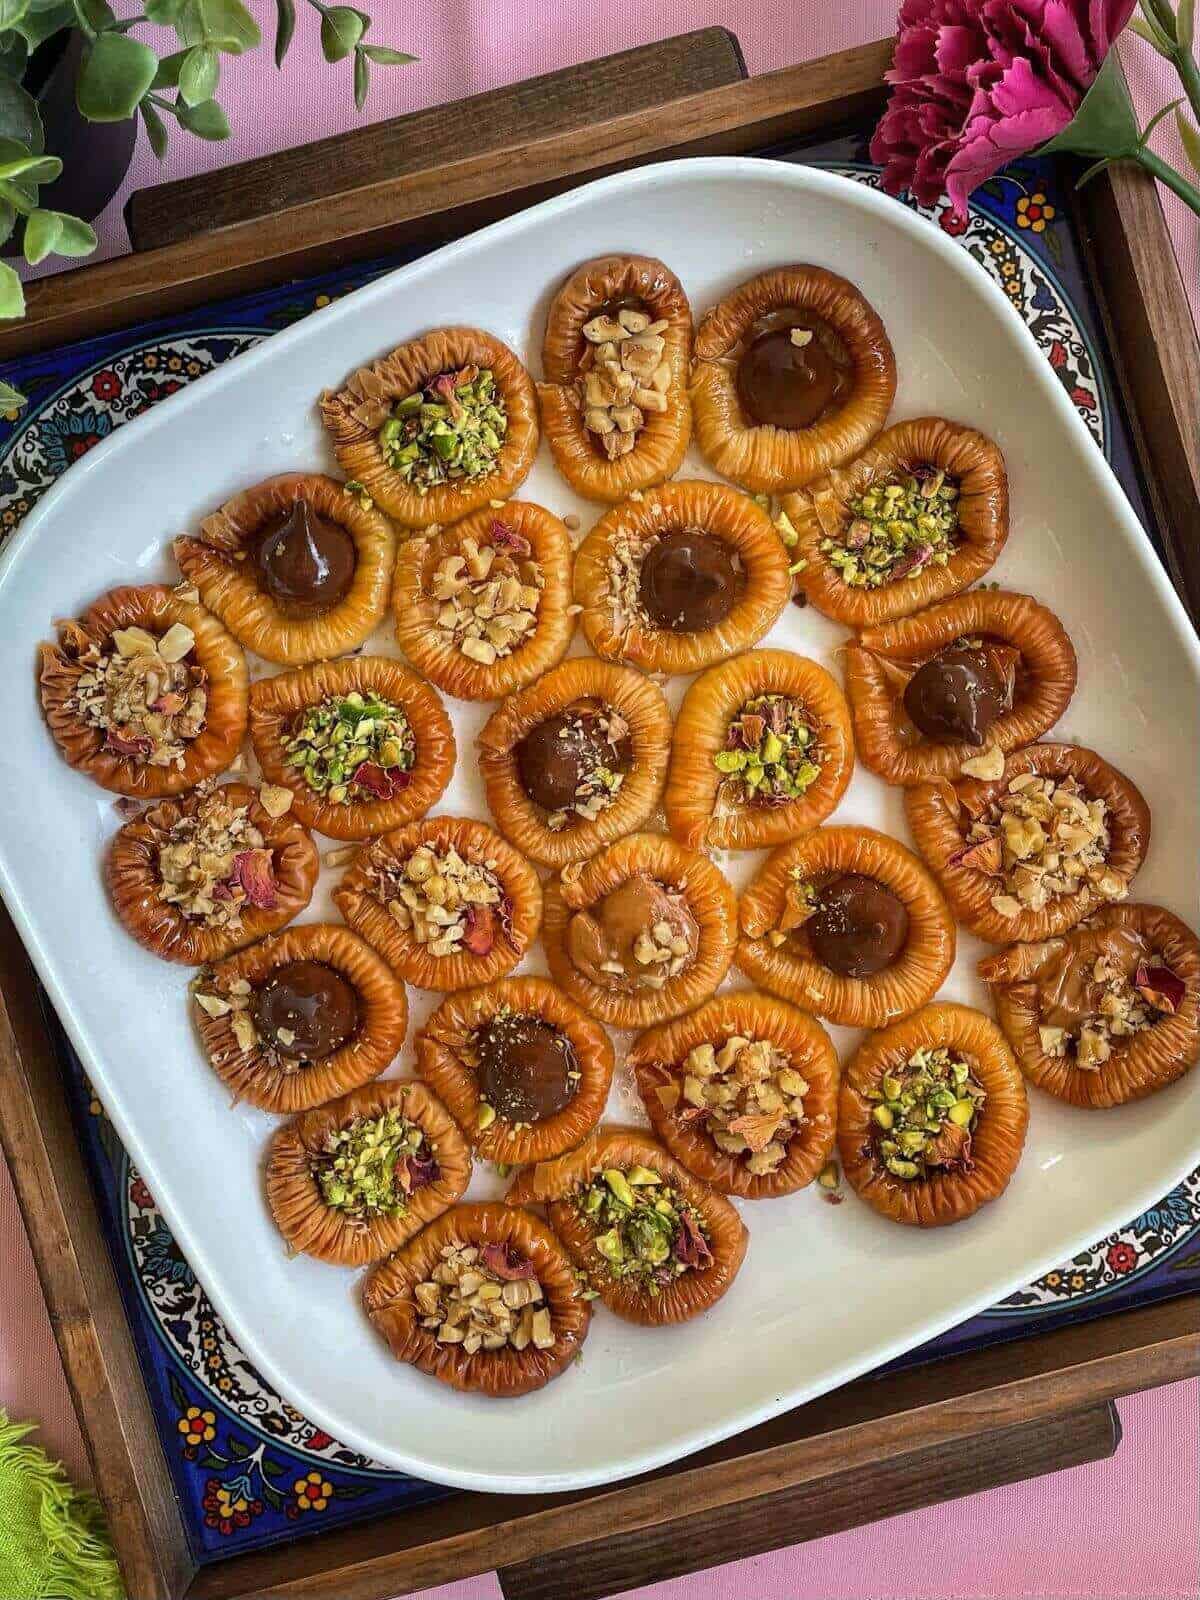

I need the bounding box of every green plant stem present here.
[1170,33,1200,129]
[1133,141,1200,210]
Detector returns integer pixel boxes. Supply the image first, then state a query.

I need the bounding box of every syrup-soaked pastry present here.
[906,743,1151,944]
[737,825,955,1028]
[265,1079,470,1267]
[173,473,396,665]
[665,647,854,851]
[837,1001,1029,1227]
[477,656,672,868]
[631,991,839,1200]
[249,656,455,841]
[538,254,693,502]
[391,500,576,700]
[333,814,541,992]
[541,832,737,1029]
[689,266,897,494]
[363,1202,590,1395]
[845,590,1077,787]
[320,326,539,526]
[779,418,1009,627]
[39,584,247,798]
[106,781,319,964]
[415,976,614,1163]
[191,923,407,1114]
[979,903,1200,1108]
[573,480,791,674]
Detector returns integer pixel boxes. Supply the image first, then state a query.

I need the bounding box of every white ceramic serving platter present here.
[1,158,1198,1494]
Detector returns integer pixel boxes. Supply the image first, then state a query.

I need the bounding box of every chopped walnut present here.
[68,623,207,767]
[1039,940,1164,1068]
[577,306,671,459]
[962,771,1126,920]
[369,842,510,959]
[655,1035,810,1176]
[429,520,543,666]
[416,1242,554,1354]
[157,784,275,927]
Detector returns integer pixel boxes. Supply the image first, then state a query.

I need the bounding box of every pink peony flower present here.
[870,0,1137,218]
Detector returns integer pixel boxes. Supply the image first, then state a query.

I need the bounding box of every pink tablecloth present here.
[5,4,1198,1598]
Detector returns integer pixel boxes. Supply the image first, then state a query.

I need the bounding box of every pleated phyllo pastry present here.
[538,254,692,502]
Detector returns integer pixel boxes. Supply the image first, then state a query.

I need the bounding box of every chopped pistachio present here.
[283,690,415,802]
[715,694,822,805]
[378,365,507,492]
[871,1046,985,1182]
[318,1109,428,1220]
[575,1170,709,1294]
[821,466,959,590]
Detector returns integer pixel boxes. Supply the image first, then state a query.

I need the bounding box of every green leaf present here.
[140,96,168,156]
[1140,0,1178,43]
[0,2,31,26]
[0,259,24,318]
[178,0,259,54]
[153,47,188,86]
[0,74,42,149]
[73,0,116,28]
[176,93,229,139]
[1179,0,1195,51]
[273,0,294,67]
[1177,107,1200,174]
[1127,14,1174,55]
[0,175,34,213]
[359,44,416,66]
[145,0,184,20]
[22,205,60,262]
[0,151,60,182]
[42,208,96,254]
[320,6,366,62]
[0,31,29,77]
[1039,52,1140,159]
[15,0,71,50]
[353,45,368,110]
[0,198,15,246]
[178,42,218,105]
[0,377,27,410]
[1139,96,1184,147]
[76,32,159,121]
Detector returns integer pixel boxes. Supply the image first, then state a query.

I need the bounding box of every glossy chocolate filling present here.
[736,311,853,430]
[515,709,631,813]
[807,873,909,978]
[253,959,359,1059]
[252,500,356,619]
[903,644,1009,747]
[475,1013,577,1122]
[639,528,739,632]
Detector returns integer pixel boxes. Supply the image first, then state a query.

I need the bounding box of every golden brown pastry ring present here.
[979,904,1200,1108]
[664,647,854,851]
[736,825,955,1028]
[363,1202,590,1396]
[332,814,542,992]
[506,1127,748,1326]
[39,584,247,798]
[573,479,791,674]
[631,991,839,1200]
[837,1002,1029,1228]
[538,253,693,502]
[265,1079,470,1267]
[106,781,319,964]
[780,416,1009,626]
[477,656,672,869]
[905,743,1151,945]
[173,473,395,665]
[415,976,614,1163]
[391,500,575,700]
[320,325,539,526]
[191,922,408,1114]
[690,265,897,494]
[844,589,1078,787]
[249,655,455,841]
[542,831,738,1029]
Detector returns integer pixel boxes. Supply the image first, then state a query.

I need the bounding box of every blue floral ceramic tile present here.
[4,143,1196,1564]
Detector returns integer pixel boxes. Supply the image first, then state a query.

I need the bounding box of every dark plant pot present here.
[3,29,136,256]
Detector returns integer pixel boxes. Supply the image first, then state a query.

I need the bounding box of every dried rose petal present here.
[726,1112,781,1153]
[924,1121,971,1169]
[352,762,409,799]
[952,833,1003,875]
[765,699,787,733]
[890,543,933,582]
[105,730,152,759]
[233,848,278,910]
[211,880,236,902]
[739,713,766,747]
[674,1104,708,1127]
[396,1152,440,1194]
[490,518,531,557]
[674,1211,713,1269]
[480,1241,537,1280]
[463,903,495,957]
[151,691,186,715]
[845,518,871,551]
[1135,963,1185,1016]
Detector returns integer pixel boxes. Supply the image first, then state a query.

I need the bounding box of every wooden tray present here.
[1,30,1198,1600]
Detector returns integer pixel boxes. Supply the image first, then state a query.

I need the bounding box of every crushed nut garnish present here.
[864,1046,985,1181]
[377,365,507,492]
[960,745,1005,781]
[766,869,818,947]
[318,1108,437,1220]
[654,1035,809,1176]
[429,518,543,666]
[1035,927,1181,1069]
[367,841,511,959]
[544,708,629,832]
[67,622,207,767]
[157,783,276,927]
[417,1240,555,1353]
[822,466,960,589]
[575,305,671,460]
[284,690,415,803]
[958,770,1126,919]
[257,784,294,819]
[575,1166,711,1292]
[714,694,821,805]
